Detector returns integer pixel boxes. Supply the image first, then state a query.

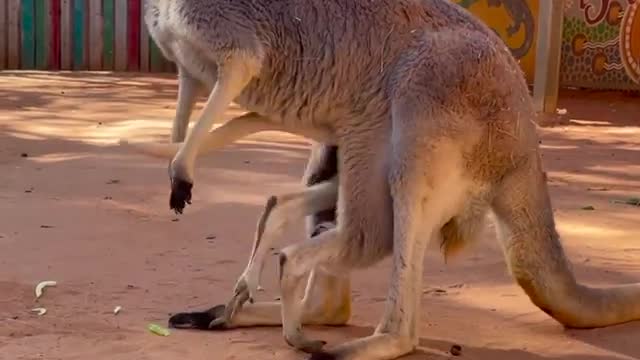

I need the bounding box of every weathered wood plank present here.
[0,0,7,69]
[139,0,150,72]
[7,0,21,69]
[127,0,141,71]
[88,0,102,70]
[49,0,62,69]
[113,0,127,71]
[533,0,565,113]
[60,0,73,69]
[149,35,164,72]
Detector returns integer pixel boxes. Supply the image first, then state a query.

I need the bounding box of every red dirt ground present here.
[0,72,639,360]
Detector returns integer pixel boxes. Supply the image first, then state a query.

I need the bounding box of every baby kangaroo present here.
[125,0,640,359]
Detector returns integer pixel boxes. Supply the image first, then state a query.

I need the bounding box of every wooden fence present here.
[0,0,174,71]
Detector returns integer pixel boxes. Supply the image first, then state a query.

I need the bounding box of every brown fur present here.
[118,1,640,359]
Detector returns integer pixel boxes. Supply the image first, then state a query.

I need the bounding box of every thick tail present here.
[492,158,640,328]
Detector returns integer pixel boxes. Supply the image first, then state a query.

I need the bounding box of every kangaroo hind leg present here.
[310,120,475,360]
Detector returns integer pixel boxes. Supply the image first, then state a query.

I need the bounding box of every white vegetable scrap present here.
[31,308,47,316]
[35,281,57,299]
[113,306,122,315]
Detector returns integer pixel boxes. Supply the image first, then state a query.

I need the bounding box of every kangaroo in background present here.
[121,1,640,359]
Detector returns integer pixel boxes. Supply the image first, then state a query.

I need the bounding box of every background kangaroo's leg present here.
[171,67,202,143]
[170,53,262,213]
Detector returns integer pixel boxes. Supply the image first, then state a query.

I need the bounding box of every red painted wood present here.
[127,0,141,71]
[49,0,61,69]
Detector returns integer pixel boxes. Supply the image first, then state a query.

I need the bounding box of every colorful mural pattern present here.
[562,0,640,89]
[454,0,539,83]
[620,2,640,83]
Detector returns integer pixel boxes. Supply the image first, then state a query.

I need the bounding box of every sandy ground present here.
[0,72,639,360]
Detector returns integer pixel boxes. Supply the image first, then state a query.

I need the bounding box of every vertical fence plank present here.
[88,0,102,70]
[0,1,7,69]
[114,0,127,71]
[7,0,20,69]
[20,0,35,69]
[533,0,565,113]
[35,0,49,69]
[60,0,72,69]
[149,38,163,72]
[139,0,149,72]
[102,0,114,70]
[72,0,87,69]
[163,57,176,73]
[49,0,61,69]
[127,0,141,71]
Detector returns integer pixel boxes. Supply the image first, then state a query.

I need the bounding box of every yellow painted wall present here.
[453,0,539,83]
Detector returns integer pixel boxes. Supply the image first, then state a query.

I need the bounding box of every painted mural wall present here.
[454,0,539,83]
[561,0,640,90]
[456,0,640,90]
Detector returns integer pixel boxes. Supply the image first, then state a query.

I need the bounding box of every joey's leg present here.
[279,228,347,353]
[232,177,338,306]
[170,53,262,213]
[171,67,202,143]
[168,268,350,330]
[300,144,352,323]
[168,219,349,330]
[214,144,341,326]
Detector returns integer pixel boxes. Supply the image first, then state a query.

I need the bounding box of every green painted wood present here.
[60,0,73,69]
[35,0,48,69]
[72,0,86,69]
[149,37,164,72]
[139,0,150,72]
[102,0,114,70]
[20,0,35,69]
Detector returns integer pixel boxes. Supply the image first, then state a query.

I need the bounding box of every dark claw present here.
[170,178,193,214]
[309,351,337,360]
[168,305,226,330]
[311,222,334,237]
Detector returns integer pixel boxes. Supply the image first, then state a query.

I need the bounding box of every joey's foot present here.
[168,305,229,330]
[286,335,327,353]
[170,178,192,214]
[311,222,335,237]
[309,351,338,360]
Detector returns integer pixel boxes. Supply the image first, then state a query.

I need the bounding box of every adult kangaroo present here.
[123,0,640,359]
